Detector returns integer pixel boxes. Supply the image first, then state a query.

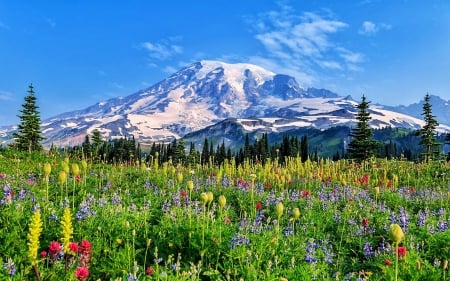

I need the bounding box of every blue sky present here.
[1,0,449,126]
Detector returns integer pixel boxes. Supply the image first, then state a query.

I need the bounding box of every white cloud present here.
[46,18,56,28]
[247,3,364,86]
[141,37,183,61]
[0,91,13,101]
[359,21,391,36]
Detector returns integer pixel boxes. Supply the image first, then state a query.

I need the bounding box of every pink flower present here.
[48,241,61,255]
[75,267,89,281]
[41,251,47,258]
[224,217,231,223]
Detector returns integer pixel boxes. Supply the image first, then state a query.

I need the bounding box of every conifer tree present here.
[13,84,45,152]
[347,95,379,161]
[417,93,440,161]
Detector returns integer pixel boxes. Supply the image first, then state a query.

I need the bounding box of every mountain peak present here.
[3,60,444,147]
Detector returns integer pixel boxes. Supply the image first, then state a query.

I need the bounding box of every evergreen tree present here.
[82,134,91,159]
[13,84,45,152]
[300,135,308,162]
[417,93,440,161]
[347,95,379,161]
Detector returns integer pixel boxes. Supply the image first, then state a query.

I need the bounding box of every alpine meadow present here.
[2,1,450,280]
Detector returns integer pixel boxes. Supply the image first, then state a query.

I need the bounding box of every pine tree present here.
[13,84,45,152]
[347,95,379,161]
[417,93,440,161]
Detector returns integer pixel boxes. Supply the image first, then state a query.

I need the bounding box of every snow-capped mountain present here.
[385,95,450,126]
[1,60,448,147]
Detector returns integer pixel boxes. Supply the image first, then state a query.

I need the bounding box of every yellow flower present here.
[218,195,226,209]
[200,192,209,205]
[276,202,284,218]
[207,191,214,204]
[374,186,380,195]
[61,161,69,174]
[177,173,183,184]
[116,238,123,245]
[187,180,194,192]
[81,160,88,171]
[71,163,80,176]
[61,207,73,253]
[390,223,404,244]
[43,163,51,177]
[292,208,300,219]
[58,171,67,185]
[27,210,43,266]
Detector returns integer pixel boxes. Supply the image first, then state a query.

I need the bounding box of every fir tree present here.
[347,95,379,161]
[13,84,45,152]
[417,93,440,161]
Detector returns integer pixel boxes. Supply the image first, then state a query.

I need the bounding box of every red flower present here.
[75,266,89,281]
[384,259,391,266]
[41,251,47,258]
[146,266,154,276]
[80,240,92,255]
[75,174,81,183]
[397,246,407,258]
[361,217,369,228]
[255,201,262,210]
[224,217,231,223]
[69,242,79,254]
[48,241,61,254]
[180,189,187,199]
[301,190,310,198]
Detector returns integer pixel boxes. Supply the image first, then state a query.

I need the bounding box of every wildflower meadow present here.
[1,152,450,280]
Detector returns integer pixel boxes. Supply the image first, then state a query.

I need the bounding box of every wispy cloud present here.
[247,2,364,86]
[46,18,56,28]
[141,37,183,61]
[359,21,391,36]
[0,91,14,101]
[0,21,9,30]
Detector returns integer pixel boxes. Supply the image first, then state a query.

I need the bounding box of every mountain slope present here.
[1,60,448,147]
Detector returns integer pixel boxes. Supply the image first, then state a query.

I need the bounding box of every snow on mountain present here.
[1,60,448,147]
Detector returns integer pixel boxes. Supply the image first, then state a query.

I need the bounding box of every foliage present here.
[347,95,379,161]
[12,84,45,152]
[1,151,450,280]
[417,93,441,161]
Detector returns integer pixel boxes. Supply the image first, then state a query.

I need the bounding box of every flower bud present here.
[374,186,380,195]
[81,160,88,171]
[200,192,209,205]
[72,163,80,176]
[218,195,226,209]
[58,171,67,185]
[44,163,51,176]
[177,173,183,184]
[390,223,404,244]
[187,181,194,192]
[292,207,300,219]
[207,191,214,204]
[276,202,284,218]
